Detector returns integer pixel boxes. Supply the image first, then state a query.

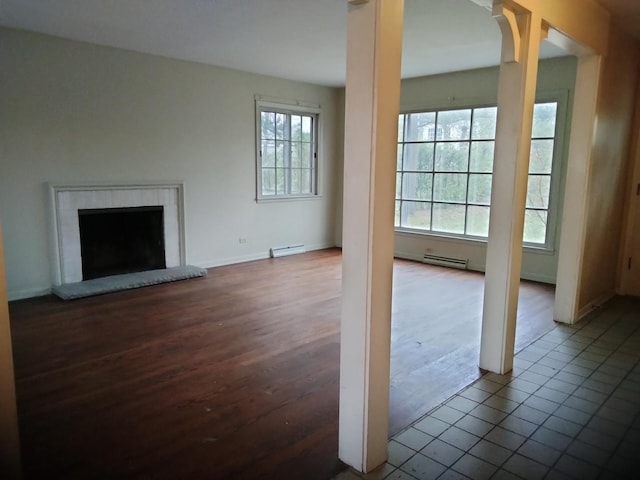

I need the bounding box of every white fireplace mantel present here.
[49,182,186,285]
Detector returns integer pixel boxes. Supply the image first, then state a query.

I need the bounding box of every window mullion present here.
[430,113,438,232]
[285,114,291,194]
[463,109,475,235]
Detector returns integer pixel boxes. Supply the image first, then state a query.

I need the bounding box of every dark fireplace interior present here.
[79,206,166,280]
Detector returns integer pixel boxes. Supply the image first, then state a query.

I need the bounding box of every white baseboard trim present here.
[198,252,270,269]
[8,244,338,300]
[393,251,556,284]
[8,287,52,302]
[577,290,616,322]
[197,242,336,270]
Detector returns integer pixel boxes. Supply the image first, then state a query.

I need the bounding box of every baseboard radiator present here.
[422,254,468,269]
[270,244,306,258]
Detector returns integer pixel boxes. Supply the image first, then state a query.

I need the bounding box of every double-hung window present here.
[395,102,558,246]
[256,100,319,200]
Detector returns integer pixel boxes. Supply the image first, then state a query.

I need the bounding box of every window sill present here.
[256,194,322,204]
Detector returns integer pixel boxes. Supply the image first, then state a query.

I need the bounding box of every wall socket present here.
[239,237,247,244]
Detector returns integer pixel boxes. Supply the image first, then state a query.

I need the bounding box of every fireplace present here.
[50,183,185,285]
[79,206,167,280]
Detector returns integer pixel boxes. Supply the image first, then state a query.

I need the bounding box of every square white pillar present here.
[480,5,543,374]
[339,0,403,473]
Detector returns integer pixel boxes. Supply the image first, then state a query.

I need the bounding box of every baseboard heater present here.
[422,254,468,269]
[270,244,306,258]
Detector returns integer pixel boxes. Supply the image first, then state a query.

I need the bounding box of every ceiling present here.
[0,0,637,87]
[596,0,640,42]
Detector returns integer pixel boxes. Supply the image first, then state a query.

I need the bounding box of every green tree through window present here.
[396,102,558,245]
[257,100,319,199]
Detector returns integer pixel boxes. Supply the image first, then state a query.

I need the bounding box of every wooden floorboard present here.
[9,248,554,479]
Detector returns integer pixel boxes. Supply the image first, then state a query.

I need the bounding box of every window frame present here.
[395,92,568,253]
[255,98,321,202]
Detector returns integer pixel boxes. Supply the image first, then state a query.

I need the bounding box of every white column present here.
[480,3,543,374]
[339,0,403,473]
[554,55,602,323]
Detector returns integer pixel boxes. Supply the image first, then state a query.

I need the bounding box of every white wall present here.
[0,28,342,300]
[393,57,578,283]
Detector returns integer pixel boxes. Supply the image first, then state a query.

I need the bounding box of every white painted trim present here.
[7,287,52,302]
[393,251,556,284]
[339,0,403,472]
[254,98,322,202]
[576,290,615,322]
[480,6,543,374]
[195,242,336,270]
[554,55,602,324]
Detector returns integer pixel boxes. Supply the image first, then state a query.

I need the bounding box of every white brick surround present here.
[49,183,185,285]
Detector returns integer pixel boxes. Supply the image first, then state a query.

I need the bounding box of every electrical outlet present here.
[239,237,247,244]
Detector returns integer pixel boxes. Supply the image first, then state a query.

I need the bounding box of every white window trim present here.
[395,90,569,253]
[255,96,322,202]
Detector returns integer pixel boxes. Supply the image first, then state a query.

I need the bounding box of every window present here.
[395,102,558,246]
[256,100,319,200]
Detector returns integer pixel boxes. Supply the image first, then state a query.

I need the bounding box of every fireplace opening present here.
[78,206,166,280]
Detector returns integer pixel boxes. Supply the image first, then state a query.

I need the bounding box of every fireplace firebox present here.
[78,206,166,280]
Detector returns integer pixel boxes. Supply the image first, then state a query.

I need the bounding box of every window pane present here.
[262,168,276,195]
[532,102,557,138]
[403,143,433,171]
[262,140,275,167]
[301,169,312,194]
[301,116,312,139]
[468,174,492,205]
[524,209,547,244]
[275,168,285,194]
[396,174,402,199]
[526,175,551,209]
[290,168,301,194]
[529,139,553,174]
[261,111,276,140]
[433,173,467,203]
[401,201,431,230]
[257,105,317,199]
[275,141,286,167]
[432,203,465,234]
[437,109,471,140]
[466,205,490,237]
[397,144,403,171]
[405,112,436,142]
[472,107,497,140]
[435,142,469,171]
[402,173,432,201]
[291,115,302,141]
[275,113,287,139]
[398,115,405,142]
[395,201,401,227]
[469,141,494,172]
[300,142,311,168]
[291,142,302,168]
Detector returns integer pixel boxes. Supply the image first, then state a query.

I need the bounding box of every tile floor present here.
[334,296,640,480]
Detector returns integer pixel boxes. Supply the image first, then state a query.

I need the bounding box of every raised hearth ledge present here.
[48,182,186,285]
[52,266,207,300]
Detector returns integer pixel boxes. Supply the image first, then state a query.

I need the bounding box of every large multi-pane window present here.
[395,102,558,245]
[256,101,319,200]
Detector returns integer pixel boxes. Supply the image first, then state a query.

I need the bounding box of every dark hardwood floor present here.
[8,248,554,479]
